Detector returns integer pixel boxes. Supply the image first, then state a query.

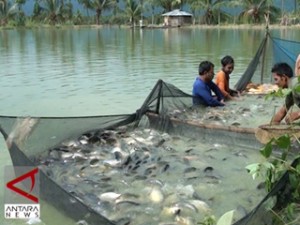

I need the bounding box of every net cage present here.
[235,30,300,92]
[1,32,300,225]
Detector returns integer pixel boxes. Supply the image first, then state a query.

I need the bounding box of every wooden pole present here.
[261,12,270,84]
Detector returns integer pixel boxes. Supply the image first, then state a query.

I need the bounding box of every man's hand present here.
[285,111,300,124]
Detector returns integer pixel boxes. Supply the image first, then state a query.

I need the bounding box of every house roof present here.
[162,9,193,17]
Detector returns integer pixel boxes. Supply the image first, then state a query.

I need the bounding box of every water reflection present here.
[0,27,299,117]
[1,26,300,225]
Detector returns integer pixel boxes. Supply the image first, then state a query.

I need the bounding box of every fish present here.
[204,166,214,173]
[175,215,194,225]
[103,159,122,168]
[175,184,195,198]
[148,179,165,187]
[184,167,197,173]
[148,186,164,203]
[161,205,181,216]
[115,199,140,207]
[61,152,74,159]
[61,139,81,148]
[26,218,42,224]
[76,220,89,225]
[233,151,248,158]
[98,192,121,203]
[188,200,211,213]
[112,147,129,161]
[112,217,131,225]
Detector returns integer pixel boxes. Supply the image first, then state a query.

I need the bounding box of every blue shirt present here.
[192,77,225,107]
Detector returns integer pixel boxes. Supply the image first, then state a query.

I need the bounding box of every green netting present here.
[235,30,300,91]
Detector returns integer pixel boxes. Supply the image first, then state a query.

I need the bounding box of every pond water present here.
[1,26,300,225]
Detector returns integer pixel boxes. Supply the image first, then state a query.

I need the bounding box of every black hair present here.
[221,55,234,66]
[271,62,293,78]
[199,61,214,75]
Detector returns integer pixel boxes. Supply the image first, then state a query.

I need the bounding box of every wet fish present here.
[148,186,164,203]
[113,217,131,225]
[148,179,164,187]
[188,200,210,213]
[184,167,197,173]
[89,158,100,167]
[98,192,121,203]
[26,218,42,224]
[76,220,89,225]
[175,215,194,225]
[161,205,181,216]
[115,199,140,207]
[103,159,122,168]
[204,166,214,173]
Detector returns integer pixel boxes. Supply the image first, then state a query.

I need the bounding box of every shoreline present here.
[1,23,300,30]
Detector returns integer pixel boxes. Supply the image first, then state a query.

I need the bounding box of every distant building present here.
[162,9,193,27]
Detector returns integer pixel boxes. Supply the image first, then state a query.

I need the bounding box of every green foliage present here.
[198,215,216,225]
[197,210,234,225]
[0,0,299,27]
[229,0,280,24]
[265,87,291,100]
[124,0,141,26]
[247,76,300,223]
[216,210,234,225]
[246,131,300,223]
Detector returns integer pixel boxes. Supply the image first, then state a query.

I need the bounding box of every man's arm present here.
[271,93,294,124]
[271,106,288,124]
[209,81,225,102]
[285,111,300,124]
[195,83,225,107]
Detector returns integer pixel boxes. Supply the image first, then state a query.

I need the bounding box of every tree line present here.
[0,0,299,27]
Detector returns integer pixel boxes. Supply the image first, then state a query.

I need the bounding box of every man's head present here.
[199,61,215,82]
[221,55,234,75]
[271,62,293,88]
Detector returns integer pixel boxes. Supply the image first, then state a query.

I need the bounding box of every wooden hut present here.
[162,9,193,27]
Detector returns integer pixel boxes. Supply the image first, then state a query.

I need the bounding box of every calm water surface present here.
[1,27,300,225]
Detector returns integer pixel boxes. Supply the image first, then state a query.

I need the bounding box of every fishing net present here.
[1,33,300,225]
[235,31,300,92]
[271,36,300,70]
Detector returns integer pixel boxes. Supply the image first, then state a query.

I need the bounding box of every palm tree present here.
[77,0,91,19]
[124,0,141,26]
[64,0,73,20]
[187,0,231,25]
[229,0,280,24]
[153,0,175,12]
[89,0,114,25]
[0,0,8,16]
[33,0,44,20]
[0,0,8,25]
[144,0,157,24]
[173,0,185,10]
[15,0,26,11]
[0,0,27,25]
[42,0,64,24]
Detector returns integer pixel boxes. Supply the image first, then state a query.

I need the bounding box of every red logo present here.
[6,168,39,203]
